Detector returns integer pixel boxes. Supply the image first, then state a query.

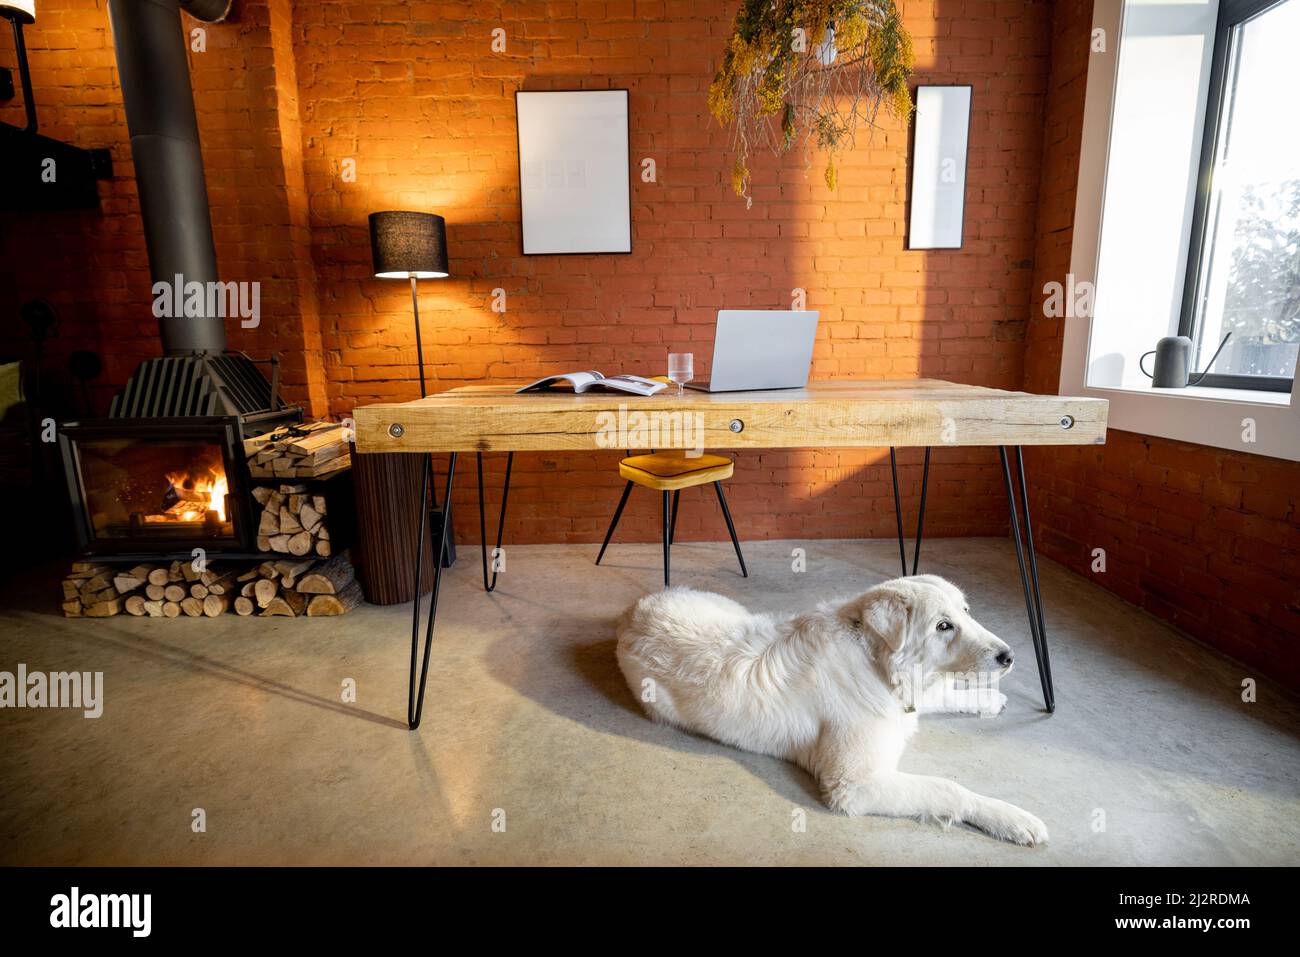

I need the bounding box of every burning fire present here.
[164,467,229,522]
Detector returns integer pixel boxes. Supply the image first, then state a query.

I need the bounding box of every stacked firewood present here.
[244,421,350,479]
[60,553,360,618]
[63,560,244,618]
[253,483,333,556]
[231,553,362,618]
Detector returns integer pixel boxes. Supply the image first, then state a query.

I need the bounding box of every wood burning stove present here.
[59,416,258,559]
[59,354,301,560]
[55,0,304,562]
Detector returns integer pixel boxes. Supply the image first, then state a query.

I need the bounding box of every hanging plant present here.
[708,0,915,205]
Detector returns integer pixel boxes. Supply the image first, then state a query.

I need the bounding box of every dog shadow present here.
[486,624,825,810]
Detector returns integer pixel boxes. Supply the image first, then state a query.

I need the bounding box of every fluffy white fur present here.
[616,575,1048,845]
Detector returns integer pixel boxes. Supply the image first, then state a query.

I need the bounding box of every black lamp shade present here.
[0,2,36,25]
[369,211,449,279]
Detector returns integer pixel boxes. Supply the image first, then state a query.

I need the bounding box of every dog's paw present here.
[978,690,1008,715]
[1002,810,1049,846]
[970,800,1049,846]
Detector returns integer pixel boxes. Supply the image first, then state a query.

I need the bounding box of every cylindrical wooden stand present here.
[351,449,454,605]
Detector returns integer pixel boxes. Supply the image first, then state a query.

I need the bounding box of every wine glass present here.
[668,352,693,396]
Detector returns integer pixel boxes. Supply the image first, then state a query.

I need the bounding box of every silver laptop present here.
[687,310,819,392]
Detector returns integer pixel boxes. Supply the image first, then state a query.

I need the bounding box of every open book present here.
[515,371,668,396]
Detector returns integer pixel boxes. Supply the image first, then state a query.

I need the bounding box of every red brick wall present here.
[1022,0,1300,688]
[0,0,142,406]
[3,0,1054,546]
[0,0,328,414]
[289,0,1054,545]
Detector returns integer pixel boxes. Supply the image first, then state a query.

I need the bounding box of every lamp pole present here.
[410,275,426,396]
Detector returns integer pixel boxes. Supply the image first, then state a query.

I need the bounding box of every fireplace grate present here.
[108,353,289,419]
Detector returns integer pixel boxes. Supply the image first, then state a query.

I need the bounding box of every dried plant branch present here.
[709,0,915,204]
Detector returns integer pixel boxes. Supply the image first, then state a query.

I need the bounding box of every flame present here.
[209,475,229,521]
[165,466,228,522]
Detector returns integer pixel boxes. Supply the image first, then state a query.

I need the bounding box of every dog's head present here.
[839,575,1013,690]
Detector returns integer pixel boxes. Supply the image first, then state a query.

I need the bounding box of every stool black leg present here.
[714,481,748,578]
[669,490,680,545]
[476,451,513,593]
[596,481,633,565]
[662,489,671,588]
[408,452,458,730]
[999,446,1054,713]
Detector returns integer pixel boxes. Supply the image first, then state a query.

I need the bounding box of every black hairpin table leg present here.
[477,451,514,593]
[889,447,931,577]
[408,452,458,731]
[912,447,930,575]
[999,446,1055,713]
[595,481,634,566]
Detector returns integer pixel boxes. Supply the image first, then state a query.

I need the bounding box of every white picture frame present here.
[907,85,972,250]
[516,89,632,255]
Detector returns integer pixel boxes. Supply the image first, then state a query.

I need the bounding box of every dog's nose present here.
[995,649,1014,668]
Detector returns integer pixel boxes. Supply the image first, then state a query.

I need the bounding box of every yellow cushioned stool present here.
[619,451,734,489]
[596,451,748,587]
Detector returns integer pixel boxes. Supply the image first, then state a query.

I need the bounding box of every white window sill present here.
[1070,375,1300,462]
[1087,382,1293,407]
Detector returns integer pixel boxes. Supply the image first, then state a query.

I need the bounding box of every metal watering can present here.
[1139,332,1231,388]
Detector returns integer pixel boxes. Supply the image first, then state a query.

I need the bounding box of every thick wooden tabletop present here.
[351,379,1108,453]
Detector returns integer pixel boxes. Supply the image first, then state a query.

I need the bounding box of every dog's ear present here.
[848,589,911,651]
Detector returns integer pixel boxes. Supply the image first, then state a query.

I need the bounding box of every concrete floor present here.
[0,538,1297,866]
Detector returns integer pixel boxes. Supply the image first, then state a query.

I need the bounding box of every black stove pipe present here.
[107,0,232,356]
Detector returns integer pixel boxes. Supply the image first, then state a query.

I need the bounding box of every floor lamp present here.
[369,211,458,727]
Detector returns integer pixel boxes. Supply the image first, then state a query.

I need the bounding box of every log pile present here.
[61,553,360,619]
[244,421,350,479]
[232,553,363,618]
[252,483,334,557]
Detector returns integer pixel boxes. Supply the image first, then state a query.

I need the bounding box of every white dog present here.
[616,575,1048,845]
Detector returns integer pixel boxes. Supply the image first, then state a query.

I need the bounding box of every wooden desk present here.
[352,379,1109,729]
[353,379,1108,452]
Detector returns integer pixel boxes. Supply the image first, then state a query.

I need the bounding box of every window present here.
[1180,0,1300,392]
[1063,0,1300,462]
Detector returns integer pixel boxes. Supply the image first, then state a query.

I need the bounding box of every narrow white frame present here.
[907,85,972,250]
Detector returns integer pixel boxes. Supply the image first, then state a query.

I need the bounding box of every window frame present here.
[1178,0,1296,393]
[1061,0,1299,464]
